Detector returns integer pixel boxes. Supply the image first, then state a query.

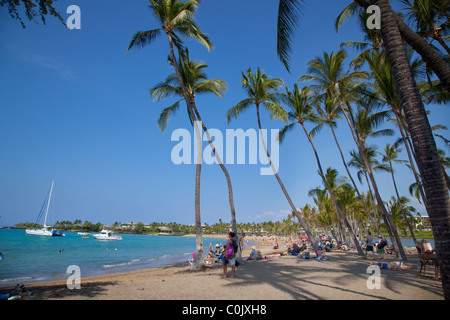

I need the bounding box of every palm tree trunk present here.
[394,112,427,204]
[362,168,382,231]
[374,0,450,298]
[191,101,243,263]
[191,103,237,233]
[329,124,382,236]
[192,117,204,268]
[299,121,364,255]
[389,161,417,244]
[167,32,203,269]
[255,104,317,251]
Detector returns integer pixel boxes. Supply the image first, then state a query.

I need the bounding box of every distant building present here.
[158,226,172,233]
[415,215,432,231]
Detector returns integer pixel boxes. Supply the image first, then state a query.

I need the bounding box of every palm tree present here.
[151,51,243,262]
[309,189,340,242]
[316,94,380,235]
[381,143,417,243]
[226,67,318,251]
[339,10,384,70]
[387,196,417,237]
[380,144,407,200]
[279,84,364,254]
[126,0,212,269]
[362,50,428,204]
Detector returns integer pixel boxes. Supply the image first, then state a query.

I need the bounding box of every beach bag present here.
[232,238,238,252]
[225,242,235,259]
[377,240,387,249]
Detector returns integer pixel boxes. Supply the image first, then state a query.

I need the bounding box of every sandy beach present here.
[1,236,444,301]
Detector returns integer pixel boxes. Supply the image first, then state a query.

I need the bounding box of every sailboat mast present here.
[43,181,54,227]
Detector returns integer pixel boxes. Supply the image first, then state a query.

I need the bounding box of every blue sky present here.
[0,0,448,227]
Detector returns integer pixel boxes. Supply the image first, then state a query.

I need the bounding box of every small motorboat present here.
[93,229,122,241]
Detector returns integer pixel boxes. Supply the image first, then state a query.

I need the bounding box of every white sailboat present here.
[25,181,65,237]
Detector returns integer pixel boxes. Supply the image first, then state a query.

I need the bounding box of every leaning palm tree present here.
[126,0,212,269]
[226,67,317,251]
[279,84,364,254]
[387,196,417,237]
[363,49,428,204]
[151,51,242,262]
[381,143,417,243]
[316,94,380,234]
[309,188,340,243]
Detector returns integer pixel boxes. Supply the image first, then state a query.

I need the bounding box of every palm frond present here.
[149,82,182,101]
[195,79,228,97]
[277,0,305,72]
[157,99,183,133]
[335,1,361,31]
[125,29,162,54]
[226,99,252,124]
[264,100,288,122]
[176,22,214,51]
[278,122,296,143]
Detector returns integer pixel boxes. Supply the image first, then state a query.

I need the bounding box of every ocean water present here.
[0,229,230,287]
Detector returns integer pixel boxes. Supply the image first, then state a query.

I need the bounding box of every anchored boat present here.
[93,229,122,241]
[25,181,64,237]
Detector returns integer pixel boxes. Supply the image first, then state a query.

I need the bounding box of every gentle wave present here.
[102,252,191,269]
[0,276,33,283]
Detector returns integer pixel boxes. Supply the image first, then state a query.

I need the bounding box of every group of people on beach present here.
[362,232,390,259]
[203,231,440,281]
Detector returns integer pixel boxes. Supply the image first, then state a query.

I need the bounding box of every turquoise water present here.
[397,237,434,248]
[0,229,230,287]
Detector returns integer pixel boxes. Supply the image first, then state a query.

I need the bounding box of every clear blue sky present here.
[0,0,448,227]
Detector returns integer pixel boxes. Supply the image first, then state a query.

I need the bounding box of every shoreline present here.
[0,233,235,289]
[0,235,444,300]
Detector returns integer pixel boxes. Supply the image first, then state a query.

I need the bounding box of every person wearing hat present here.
[214,244,222,257]
[247,246,258,261]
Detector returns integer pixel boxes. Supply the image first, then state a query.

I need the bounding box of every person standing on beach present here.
[365,232,374,259]
[238,232,245,252]
[222,232,238,278]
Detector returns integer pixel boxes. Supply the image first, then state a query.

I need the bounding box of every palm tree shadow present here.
[222,252,442,300]
[22,281,117,300]
[228,258,386,300]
